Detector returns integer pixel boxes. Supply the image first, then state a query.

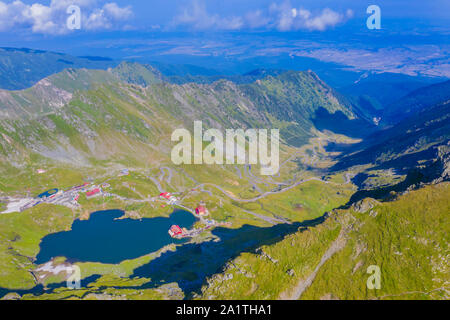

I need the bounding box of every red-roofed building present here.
[168,225,183,237]
[160,192,171,199]
[86,188,101,198]
[160,192,178,204]
[195,206,208,216]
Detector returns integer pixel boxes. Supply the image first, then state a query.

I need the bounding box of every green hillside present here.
[0,59,447,301]
[0,65,357,168]
[0,62,165,119]
[199,182,449,300]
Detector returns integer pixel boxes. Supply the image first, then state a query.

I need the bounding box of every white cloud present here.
[172,0,353,32]
[301,8,353,31]
[245,10,271,29]
[0,0,133,35]
[270,2,354,31]
[172,0,243,31]
[85,2,133,30]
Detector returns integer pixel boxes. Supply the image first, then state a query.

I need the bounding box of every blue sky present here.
[0,0,448,79]
[70,0,450,25]
[0,0,448,36]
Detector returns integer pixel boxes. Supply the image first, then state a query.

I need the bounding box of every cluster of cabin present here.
[195,205,208,216]
[86,188,101,199]
[159,192,178,204]
[168,225,187,238]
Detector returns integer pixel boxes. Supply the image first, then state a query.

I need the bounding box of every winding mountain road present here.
[193,177,333,203]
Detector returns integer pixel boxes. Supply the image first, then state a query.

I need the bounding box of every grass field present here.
[199,182,450,300]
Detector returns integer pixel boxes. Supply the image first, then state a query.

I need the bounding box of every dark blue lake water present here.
[35,209,196,264]
[1,213,327,299]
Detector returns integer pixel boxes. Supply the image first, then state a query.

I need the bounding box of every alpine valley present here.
[0,47,448,301]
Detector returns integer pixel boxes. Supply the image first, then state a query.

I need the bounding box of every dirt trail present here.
[280,228,347,300]
[148,176,163,193]
[239,208,288,225]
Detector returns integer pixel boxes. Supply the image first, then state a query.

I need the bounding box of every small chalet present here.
[160,192,171,199]
[86,188,101,199]
[168,225,183,238]
[195,205,208,216]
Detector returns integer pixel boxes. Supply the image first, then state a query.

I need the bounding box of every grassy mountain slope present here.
[0,65,357,169]
[240,70,357,146]
[0,62,163,119]
[1,61,446,301]
[199,182,449,300]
